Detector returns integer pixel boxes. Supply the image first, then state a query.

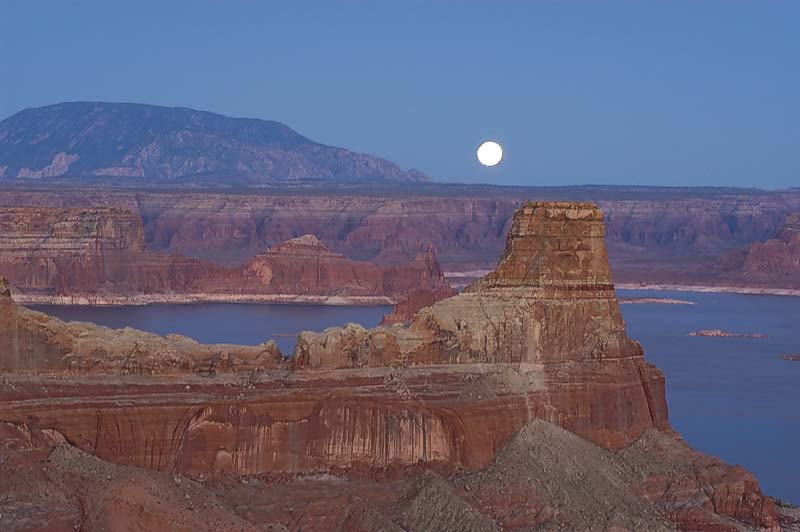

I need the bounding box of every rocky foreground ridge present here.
[0,206,452,305]
[0,202,787,531]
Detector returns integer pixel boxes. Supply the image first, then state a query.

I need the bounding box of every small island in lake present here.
[689,329,768,339]
[618,297,695,305]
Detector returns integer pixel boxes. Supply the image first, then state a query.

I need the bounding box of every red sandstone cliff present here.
[0,275,283,373]
[242,236,451,300]
[0,207,452,304]
[0,201,782,531]
[714,213,800,287]
[3,187,800,293]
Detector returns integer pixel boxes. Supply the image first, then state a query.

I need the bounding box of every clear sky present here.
[1,1,797,188]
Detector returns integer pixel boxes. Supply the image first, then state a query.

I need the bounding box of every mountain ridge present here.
[0,101,429,186]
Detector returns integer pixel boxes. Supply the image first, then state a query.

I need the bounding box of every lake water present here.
[617,289,800,505]
[32,291,800,504]
[32,302,392,355]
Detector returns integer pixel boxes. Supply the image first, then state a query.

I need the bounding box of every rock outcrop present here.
[3,186,800,291]
[0,423,270,532]
[381,286,457,324]
[243,237,451,300]
[0,201,780,531]
[0,279,282,373]
[0,206,452,304]
[715,213,800,287]
[0,207,146,291]
[294,203,668,449]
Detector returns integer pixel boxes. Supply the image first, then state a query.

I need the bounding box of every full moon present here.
[477,140,503,167]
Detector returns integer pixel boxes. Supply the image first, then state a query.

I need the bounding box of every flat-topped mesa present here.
[440,201,637,365]
[261,233,326,255]
[0,207,452,302]
[467,202,613,291]
[293,201,667,449]
[245,235,451,299]
[298,201,640,369]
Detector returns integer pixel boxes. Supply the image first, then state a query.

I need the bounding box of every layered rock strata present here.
[0,201,780,531]
[2,187,800,277]
[0,207,451,303]
[0,275,282,374]
[715,213,800,287]
[294,203,668,448]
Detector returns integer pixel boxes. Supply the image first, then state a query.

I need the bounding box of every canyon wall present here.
[0,206,451,303]
[1,202,670,461]
[0,200,781,531]
[714,212,800,288]
[293,203,668,449]
[1,187,799,290]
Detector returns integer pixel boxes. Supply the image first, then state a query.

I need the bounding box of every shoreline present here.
[445,270,800,297]
[614,283,800,297]
[618,297,694,305]
[12,282,800,307]
[12,293,396,307]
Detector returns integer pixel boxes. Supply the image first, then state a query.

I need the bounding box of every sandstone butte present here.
[3,187,800,291]
[0,202,790,532]
[0,206,453,305]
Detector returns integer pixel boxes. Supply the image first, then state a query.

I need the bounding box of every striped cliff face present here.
[0,201,779,532]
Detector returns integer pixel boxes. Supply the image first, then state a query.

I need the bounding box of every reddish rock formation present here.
[293,203,668,449]
[243,237,450,300]
[0,422,274,532]
[2,186,800,283]
[714,213,800,287]
[0,206,146,291]
[381,286,457,324]
[0,201,781,531]
[0,207,452,304]
[0,277,282,373]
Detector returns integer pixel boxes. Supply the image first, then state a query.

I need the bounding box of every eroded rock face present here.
[0,207,145,291]
[243,238,450,300]
[0,281,282,374]
[294,202,668,448]
[0,201,781,532]
[4,187,800,276]
[0,206,451,303]
[716,212,800,285]
[381,286,457,325]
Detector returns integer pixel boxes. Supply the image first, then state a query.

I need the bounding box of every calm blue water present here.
[32,292,800,503]
[32,302,392,355]
[618,290,800,504]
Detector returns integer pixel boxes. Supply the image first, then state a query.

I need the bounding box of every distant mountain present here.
[0,102,429,186]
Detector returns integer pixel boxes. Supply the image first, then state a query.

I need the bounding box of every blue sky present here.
[1,1,797,188]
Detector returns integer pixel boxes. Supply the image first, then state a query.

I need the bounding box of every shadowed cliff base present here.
[0,201,785,531]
